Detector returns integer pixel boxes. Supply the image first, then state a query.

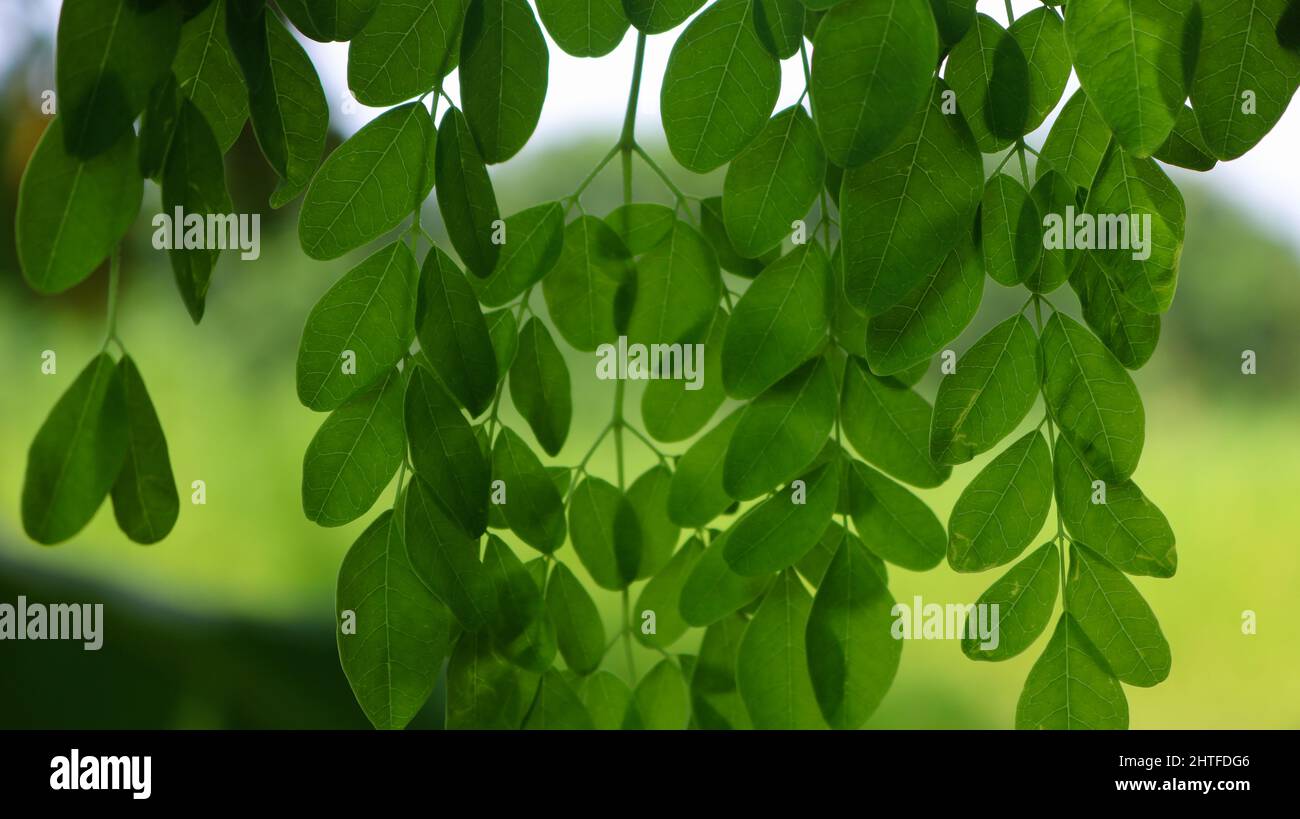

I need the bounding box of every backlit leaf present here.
[947,431,1052,572]
[962,541,1059,661]
[417,245,498,417]
[1016,613,1129,729]
[460,0,550,163]
[737,570,825,729]
[509,318,572,456]
[405,364,491,537]
[436,107,501,277]
[1067,543,1171,686]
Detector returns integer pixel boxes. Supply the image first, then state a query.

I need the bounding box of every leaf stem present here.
[1031,294,1070,611]
[622,587,637,681]
[102,245,122,352]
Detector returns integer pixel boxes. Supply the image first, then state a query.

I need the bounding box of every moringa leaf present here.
[929,0,976,47]
[701,195,778,278]
[622,0,705,34]
[1037,89,1112,191]
[537,0,630,57]
[690,613,753,729]
[446,630,536,727]
[173,0,248,153]
[843,459,946,571]
[17,120,142,295]
[1067,543,1172,686]
[402,476,496,630]
[484,536,557,671]
[1016,613,1129,729]
[509,318,572,456]
[491,426,566,552]
[841,359,950,489]
[679,529,772,627]
[626,465,681,579]
[417,245,498,417]
[542,216,631,351]
[1153,105,1218,171]
[962,541,1059,661]
[110,356,180,545]
[568,477,642,590]
[302,367,405,527]
[722,243,831,400]
[625,221,721,347]
[737,570,826,729]
[625,659,690,729]
[607,203,676,255]
[754,0,806,59]
[840,81,984,315]
[722,105,826,258]
[436,107,501,277]
[980,174,1042,288]
[642,307,728,443]
[524,670,594,728]
[296,241,418,412]
[348,0,467,106]
[337,509,455,730]
[1069,255,1162,370]
[635,536,705,649]
[810,0,939,166]
[945,13,1030,151]
[405,364,491,537]
[1008,6,1070,133]
[947,430,1053,573]
[474,202,565,307]
[22,354,127,545]
[1064,0,1192,157]
[299,102,436,261]
[724,461,839,576]
[724,356,837,500]
[1025,168,1081,294]
[667,409,742,528]
[278,0,380,42]
[930,314,1040,465]
[576,671,634,729]
[805,531,901,729]
[485,309,519,378]
[1040,311,1145,482]
[460,0,550,163]
[546,561,606,675]
[661,0,781,173]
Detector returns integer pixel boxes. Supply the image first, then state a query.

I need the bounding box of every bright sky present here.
[6,0,1300,249]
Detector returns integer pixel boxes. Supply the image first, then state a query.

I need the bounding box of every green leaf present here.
[724,357,837,500]
[1054,438,1176,578]
[722,243,831,400]
[864,237,983,377]
[1037,89,1112,192]
[337,509,455,729]
[1016,614,1129,729]
[524,670,595,728]
[460,0,550,163]
[625,221,721,347]
[417,246,498,417]
[446,630,536,727]
[754,0,806,58]
[945,13,1030,151]
[947,431,1052,572]
[1067,543,1171,686]
[661,0,781,173]
[16,120,142,295]
[1009,6,1070,133]
[492,426,566,552]
[1064,0,1192,157]
[722,106,825,259]
[537,0,630,57]
[402,476,496,630]
[607,203,676,255]
[1041,312,1144,482]
[841,81,984,315]
[299,103,435,261]
[737,570,825,728]
[701,195,777,277]
[635,536,705,649]
[929,0,976,47]
[627,465,681,579]
[348,0,467,106]
[811,0,939,166]
[138,75,182,181]
[622,0,705,34]
[545,562,606,674]
[569,477,642,590]
[576,671,634,729]
[690,613,753,729]
[108,356,179,544]
[436,107,501,277]
[484,536,556,671]
[841,360,949,488]
[509,318,572,456]
[667,410,742,527]
[805,531,901,729]
[843,459,946,571]
[22,354,127,545]
[1024,169,1081,294]
[173,0,249,153]
[1069,255,1161,370]
[962,541,1059,661]
[1084,141,1187,313]
[485,308,520,377]
[1190,0,1300,160]
[162,100,234,323]
[295,241,418,412]
[228,0,328,198]
[278,0,380,41]
[56,0,181,157]
[542,215,631,351]
[930,314,1040,465]
[1153,105,1218,171]
[724,461,839,576]
[797,521,887,588]
[679,529,772,627]
[405,364,491,537]
[980,174,1041,288]
[642,307,729,443]
[625,659,690,729]
[302,368,405,527]
[474,202,564,306]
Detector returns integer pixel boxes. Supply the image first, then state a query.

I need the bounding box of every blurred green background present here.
[2,23,1298,730]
